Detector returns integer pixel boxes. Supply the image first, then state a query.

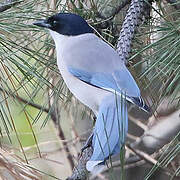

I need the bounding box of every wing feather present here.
[68,67,150,112]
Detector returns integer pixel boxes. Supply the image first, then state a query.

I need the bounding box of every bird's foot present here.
[80,133,93,155]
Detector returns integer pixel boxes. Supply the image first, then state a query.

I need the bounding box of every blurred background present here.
[0,0,180,179]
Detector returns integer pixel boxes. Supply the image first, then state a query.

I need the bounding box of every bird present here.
[33,13,150,172]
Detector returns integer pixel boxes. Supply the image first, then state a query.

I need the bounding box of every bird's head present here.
[33,13,94,36]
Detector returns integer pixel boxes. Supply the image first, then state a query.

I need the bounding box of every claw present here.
[80,133,94,155]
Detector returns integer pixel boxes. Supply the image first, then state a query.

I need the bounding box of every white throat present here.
[49,30,97,49]
[49,30,70,49]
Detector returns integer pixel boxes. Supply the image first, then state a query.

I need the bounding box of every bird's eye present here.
[52,20,58,27]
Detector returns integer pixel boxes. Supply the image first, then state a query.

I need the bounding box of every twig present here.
[94,0,131,30]
[166,0,180,10]
[128,114,148,131]
[50,108,75,170]
[105,156,145,172]
[0,0,22,13]
[126,144,157,165]
[108,0,131,19]
[0,86,49,113]
[0,149,41,180]
[96,0,131,20]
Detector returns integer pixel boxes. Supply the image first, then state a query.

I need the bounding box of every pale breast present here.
[57,55,111,115]
[50,31,113,114]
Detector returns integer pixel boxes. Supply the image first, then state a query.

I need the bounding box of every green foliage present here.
[0,0,180,179]
[131,3,180,109]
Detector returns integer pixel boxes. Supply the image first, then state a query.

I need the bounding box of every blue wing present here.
[68,67,140,96]
[68,67,150,112]
[86,94,128,171]
[68,67,119,91]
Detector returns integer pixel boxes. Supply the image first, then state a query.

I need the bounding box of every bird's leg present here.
[81,132,94,154]
[93,115,96,125]
[80,115,96,155]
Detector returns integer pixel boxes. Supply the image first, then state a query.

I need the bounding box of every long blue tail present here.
[86,94,128,171]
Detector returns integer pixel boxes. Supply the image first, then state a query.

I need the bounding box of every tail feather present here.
[86,94,128,171]
[86,161,104,172]
[129,96,150,113]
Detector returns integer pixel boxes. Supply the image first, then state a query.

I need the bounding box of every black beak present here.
[33,20,52,29]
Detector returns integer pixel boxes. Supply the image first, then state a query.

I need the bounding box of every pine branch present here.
[0,87,49,113]
[96,0,131,19]
[66,147,93,180]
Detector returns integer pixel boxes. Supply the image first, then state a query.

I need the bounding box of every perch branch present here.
[66,146,93,180]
